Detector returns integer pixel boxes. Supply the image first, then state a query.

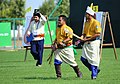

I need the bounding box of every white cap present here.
[86,6,95,16]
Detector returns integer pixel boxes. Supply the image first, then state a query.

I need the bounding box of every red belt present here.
[34,34,44,38]
[86,37,96,41]
[57,43,72,49]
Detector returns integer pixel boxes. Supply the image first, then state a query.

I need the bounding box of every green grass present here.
[0,48,120,84]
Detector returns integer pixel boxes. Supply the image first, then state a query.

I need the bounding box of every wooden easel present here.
[99,12,118,60]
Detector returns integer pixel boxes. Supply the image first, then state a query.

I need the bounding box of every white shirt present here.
[28,13,47,40]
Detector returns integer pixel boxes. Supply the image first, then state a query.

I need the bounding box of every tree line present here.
[0,0,25,18]
[0,0,69,18]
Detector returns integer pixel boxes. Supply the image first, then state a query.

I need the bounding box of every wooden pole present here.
[46,20,54,65]
[107,12,118,60]
[46,20,53,43]
[100,12,118,60]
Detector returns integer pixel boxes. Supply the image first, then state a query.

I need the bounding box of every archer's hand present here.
[59,42,66,47]
[30,17,34,22]
[80,38,87,42]
[75,40,81,46]
[51,43,57,51]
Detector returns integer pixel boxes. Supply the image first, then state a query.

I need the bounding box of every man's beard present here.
[34,19,39,22]
[58,24,62,27]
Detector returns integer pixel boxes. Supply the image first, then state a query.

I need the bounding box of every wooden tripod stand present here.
[99,12,118,60]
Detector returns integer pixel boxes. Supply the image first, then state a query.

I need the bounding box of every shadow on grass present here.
[0,60,33,63]
[22,76,84,80]
[0,65,18,68]
[23,77,56,80]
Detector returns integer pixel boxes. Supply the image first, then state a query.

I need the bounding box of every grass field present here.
[0,48,120,84]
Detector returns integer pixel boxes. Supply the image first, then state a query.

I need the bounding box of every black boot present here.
[71,65,82,78]
[55,64,61,79]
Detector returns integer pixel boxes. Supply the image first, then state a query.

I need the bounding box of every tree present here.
[56,0,70,17]
[9,0,25,18]
[39,0,70,18]
[0,0,25,18]
[0,0,9,18]
[39,0,55,17]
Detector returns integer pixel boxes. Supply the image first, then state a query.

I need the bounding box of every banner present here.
[0,23,11,47]
[44,21,56,45]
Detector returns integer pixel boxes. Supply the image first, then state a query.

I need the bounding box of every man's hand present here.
[24,33,31,44]
[60,42,66,47]
[80,38,88,42]
[30,16,34,22]
[75,40,81,46]
[51,44,56,51]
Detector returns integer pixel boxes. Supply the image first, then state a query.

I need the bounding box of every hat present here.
[86,6,95,16]
[33,13,41,18]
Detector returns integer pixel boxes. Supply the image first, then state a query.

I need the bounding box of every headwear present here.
[86,6,95,16]
[33,13,41,18]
